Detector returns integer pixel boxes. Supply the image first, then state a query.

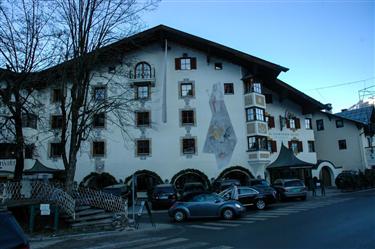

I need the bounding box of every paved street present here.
[31,189,375,249]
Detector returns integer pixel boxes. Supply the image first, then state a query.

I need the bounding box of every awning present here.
[267,144,315,170]
[23,160,63,175]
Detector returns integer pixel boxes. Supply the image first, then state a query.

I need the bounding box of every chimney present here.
[325,103,333,113]
[341,108,348,112]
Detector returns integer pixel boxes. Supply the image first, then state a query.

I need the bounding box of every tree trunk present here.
[13,94,24,181]
[65,155,77,193]
[64,102,80,193]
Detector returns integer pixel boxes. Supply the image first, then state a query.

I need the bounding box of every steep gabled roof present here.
[1,25,327,113]
[335,106,375,125]
[267,144,315,169]
[102,25,289,74]
[23,160,63,174]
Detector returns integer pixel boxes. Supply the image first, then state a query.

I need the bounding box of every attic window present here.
[336,119,344,128]
[175,57,197,70]
[214,63,223,70]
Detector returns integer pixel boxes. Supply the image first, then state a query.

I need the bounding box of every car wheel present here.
[173,210,186,222]
[222,208,235,220]
[255,199,266,210]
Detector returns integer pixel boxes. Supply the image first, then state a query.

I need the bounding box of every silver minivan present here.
[272,179,307,201]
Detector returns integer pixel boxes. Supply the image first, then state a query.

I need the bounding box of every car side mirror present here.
[215,199,222,203]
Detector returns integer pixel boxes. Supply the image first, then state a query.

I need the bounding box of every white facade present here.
[312,111,368,172]
[1,26,332,187]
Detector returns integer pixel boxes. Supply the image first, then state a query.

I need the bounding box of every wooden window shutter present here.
[295,118,301,129]
[175,58,181,70]
[191,57,197,69]
[288,141,292,148]
[271,141,277,153]
[286,119,290,128]
[269,116,275,128]
[298,141,303,152]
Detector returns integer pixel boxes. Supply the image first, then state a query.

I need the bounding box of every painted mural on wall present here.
[203,83,237,169]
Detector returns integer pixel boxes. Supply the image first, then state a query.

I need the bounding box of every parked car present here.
[103,184,134,205]
[151,184,178,210]
[219,186,275,210]
[212,179,241,192]
[335,171,359,189]
[0,210,29,249]
[272,179,307,201]
[249,179,277,197]
[168,193,245,222]
[180,182,206,197]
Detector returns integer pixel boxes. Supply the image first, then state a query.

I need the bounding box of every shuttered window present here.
[288,140,303,154]
[268,140,277,153]
[287,118,300,129]
[175,57,197,70]
[267,116,275,128]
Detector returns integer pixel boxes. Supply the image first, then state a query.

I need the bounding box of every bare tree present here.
[54,0,159,192]
[0,0,58,180]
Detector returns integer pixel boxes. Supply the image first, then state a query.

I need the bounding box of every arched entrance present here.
[125,170,163,192]
[320,166,333,187]
[171,169,210,191]
[216,166,254,186]
[80,172,117,190]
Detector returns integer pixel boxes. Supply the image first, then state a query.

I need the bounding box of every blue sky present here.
[143,0,374,112]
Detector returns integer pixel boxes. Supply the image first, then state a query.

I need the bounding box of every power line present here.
[305,77,375,91]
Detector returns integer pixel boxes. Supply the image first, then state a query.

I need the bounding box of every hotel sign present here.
[0,160,16,172]
[268,132,300,140]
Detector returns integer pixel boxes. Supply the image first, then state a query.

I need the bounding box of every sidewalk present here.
[307,187,342,199]
[307,186,375,199]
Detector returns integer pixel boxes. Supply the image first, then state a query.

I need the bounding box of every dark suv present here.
[151,184,178,210]
[0,210,29,249]
[181,182,206,198]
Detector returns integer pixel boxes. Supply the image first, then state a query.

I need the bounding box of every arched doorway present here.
[171,169,210,191]
[216,166,254,186]
[80,172,118,190]
[125,170,163,192]
[320,166,333,187]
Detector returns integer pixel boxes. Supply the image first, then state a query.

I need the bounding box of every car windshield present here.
[285,180,303,187]
[154,186,174,193]
[190,193,223,202]
[253,180,269,186]
[184,185,204,192]
[219,188,231,196]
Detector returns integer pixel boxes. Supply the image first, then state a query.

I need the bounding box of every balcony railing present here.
[128,68,156,82]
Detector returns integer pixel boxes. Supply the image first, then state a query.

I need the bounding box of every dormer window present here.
[135,62,152,79]
[251,83,262,93]
[244,79,262,94]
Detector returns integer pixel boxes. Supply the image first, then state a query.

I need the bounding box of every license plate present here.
[292,188,300,193]
[160,196,168,199]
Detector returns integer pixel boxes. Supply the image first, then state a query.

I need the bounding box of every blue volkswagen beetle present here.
[168,193,245,222]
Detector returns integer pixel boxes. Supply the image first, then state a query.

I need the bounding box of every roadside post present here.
[132,174,136,223]
[135,199,154,229]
